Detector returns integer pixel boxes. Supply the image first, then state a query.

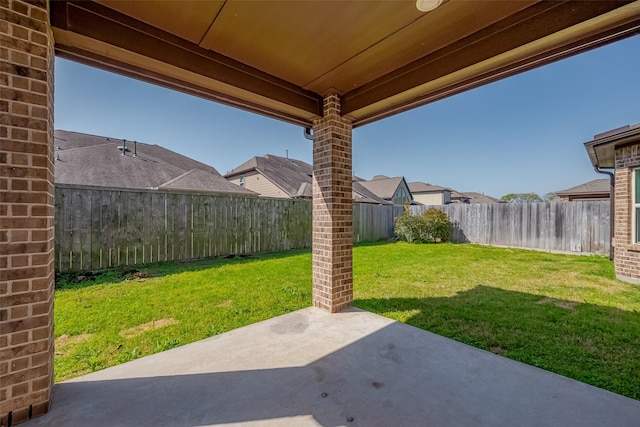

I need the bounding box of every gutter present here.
[593,166,615,260]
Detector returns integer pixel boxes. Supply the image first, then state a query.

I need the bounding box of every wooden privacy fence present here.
[55,186,610,272]
[354,203,404,243]
[55,185,402,272]
[411,201,611,255]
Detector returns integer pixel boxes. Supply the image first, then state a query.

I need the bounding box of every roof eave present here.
[555,191,610,197]
[584,126,640,169]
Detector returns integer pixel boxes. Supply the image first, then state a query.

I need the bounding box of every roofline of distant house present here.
[224,166,253,178]
[411,189,449,194]
[225,163,301,198]
[54,182,259,197]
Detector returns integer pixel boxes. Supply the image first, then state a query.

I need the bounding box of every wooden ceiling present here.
[51,1,640,127]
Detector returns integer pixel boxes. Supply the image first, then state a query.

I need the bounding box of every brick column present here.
[1,0,55,424]
[312,94,353,312]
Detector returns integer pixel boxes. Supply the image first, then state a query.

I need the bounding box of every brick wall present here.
[614,145,640,283]
[311,95,353,312]
[0,0,55,424]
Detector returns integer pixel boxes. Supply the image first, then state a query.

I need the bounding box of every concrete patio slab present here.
[25,307,640,427]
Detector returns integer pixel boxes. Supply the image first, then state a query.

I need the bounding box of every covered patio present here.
[3,0,640,424]
[23,308,640,426]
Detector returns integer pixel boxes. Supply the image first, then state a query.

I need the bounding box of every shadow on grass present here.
[355,285,640,400]
[55,247,313,290]
[55,240,391,290]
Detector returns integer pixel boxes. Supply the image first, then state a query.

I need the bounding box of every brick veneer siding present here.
[0,0,55,424]
[614,145,640,284]
[312,95,353,312]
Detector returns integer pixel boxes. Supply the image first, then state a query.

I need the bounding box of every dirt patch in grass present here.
[119,318,178,339]
[537,297,579,310]
[489,345,507,356]
[55,333,92,355]
[214,299,233,308]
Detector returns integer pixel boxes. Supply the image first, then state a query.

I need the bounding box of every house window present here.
[240,176,245,187]
[635,169,640,243]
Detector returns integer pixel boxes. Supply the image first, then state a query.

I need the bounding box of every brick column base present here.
[1,0,55,424]
[312,94,353,312]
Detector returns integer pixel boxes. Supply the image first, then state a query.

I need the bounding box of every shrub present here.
[421,207,452,242]
[395,207,452,243]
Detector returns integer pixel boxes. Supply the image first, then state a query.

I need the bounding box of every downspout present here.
[594,166,615,260]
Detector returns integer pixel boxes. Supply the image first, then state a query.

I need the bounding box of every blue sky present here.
[54,35,640,199]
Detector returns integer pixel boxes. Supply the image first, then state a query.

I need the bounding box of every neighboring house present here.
[408,182,451,205]
[584,122,640,284]
[408,182,500,205]
[357,175,413,205]
[554,179,610,201]
[450,190,471,204]
[225,154,390,204]
[462,192,503,204]
[54,130,255,196]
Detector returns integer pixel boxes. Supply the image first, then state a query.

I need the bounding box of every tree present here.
[500,193,543,203]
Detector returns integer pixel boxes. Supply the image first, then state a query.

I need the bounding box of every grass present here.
[54,250,312,381]
[353,243,640,400]
[54,242,640,400]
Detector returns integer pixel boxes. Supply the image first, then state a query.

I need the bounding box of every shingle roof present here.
[555,178,610,196]
[461,192,502,204]
[226,154,312,197]
[358,176,405,199]
[352,182,392,205]
[226,154,389,204]
[408,182,449,193]
[54,130,255,195]
[159,169,256,194]
[448,189,470,204]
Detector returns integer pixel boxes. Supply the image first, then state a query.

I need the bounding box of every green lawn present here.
[54,242,640,400]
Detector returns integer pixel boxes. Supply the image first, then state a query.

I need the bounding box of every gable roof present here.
[226,154,389,204]
[408,182,449,193]
[158,169,256,194]
[352,182,392,205]
[54,130,255,195]
[225,154,313,197]
[555,179,610,197]
[358,176,408,200]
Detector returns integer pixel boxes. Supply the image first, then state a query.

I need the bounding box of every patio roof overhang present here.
[585,123,640,169]
[50,0,640,128]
